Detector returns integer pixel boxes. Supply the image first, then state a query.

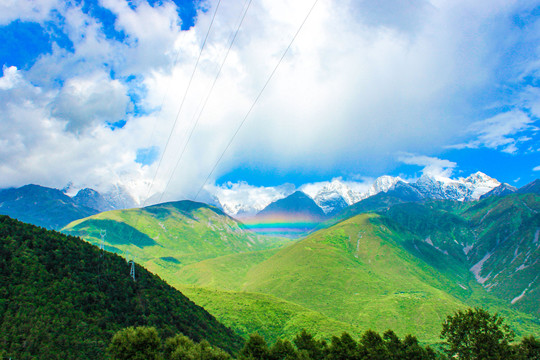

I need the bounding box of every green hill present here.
[174,212,540,343]
[62,200,285,281]
[185,214,471,342]
[0,215,243,359]
[177,285,361,344]
[378,194,539,317]
[63,196,540,345]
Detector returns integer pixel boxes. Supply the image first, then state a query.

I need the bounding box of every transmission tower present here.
[99,230,106,253]
[128,260,136,281]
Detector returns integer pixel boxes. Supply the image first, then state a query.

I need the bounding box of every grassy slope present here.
[240,214,470,342]
[173,213,540,343]
[63,197,540,344]
[176,247,283,290]
[177,286,360,344]
[378,194,540,317]
[63,201,285,282]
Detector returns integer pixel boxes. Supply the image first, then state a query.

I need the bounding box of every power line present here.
[159,0,254,202]
[138,30,188,169]
[141,0,223,207]
[122,2,223,258]
[195,0,320,200]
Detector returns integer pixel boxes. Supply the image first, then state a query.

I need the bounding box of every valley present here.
[60,178,540,346]
[3,2,540,357]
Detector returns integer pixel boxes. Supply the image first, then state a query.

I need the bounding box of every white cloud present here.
[1,0,539,202]
[450,110,536,154]
[0,66,23,89]
[0,0,60,25]
[51,71,130,133]
[205,182,295,216]
[398,153,457,178]
[521,86,540,118]
[534,166,540,171]
[300,177,373,199]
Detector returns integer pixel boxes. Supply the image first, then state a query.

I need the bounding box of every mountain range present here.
[213,171,502,217]
[0,184,136,230]
[61,184,540,344]
[0,171,527,238]
[0,184,99,230]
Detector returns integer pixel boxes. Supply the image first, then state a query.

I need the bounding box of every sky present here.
[0,0,539,205]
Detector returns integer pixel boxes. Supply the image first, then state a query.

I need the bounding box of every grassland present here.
[64,197,540,344]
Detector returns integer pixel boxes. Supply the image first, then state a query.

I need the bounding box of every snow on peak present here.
[366,175,404,197]
[459,172,500,199]
[306,179,361,214]
[412,172,500,200]
[205,171,501,217]
[461,171,499,187]
[209,182,295,217]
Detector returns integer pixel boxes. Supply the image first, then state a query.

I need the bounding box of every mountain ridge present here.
[0,215,243,359]
[62,199,284,282]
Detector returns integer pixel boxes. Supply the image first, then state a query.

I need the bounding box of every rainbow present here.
[241,212,322,237]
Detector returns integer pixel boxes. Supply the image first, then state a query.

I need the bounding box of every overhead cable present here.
[195,0,320,200]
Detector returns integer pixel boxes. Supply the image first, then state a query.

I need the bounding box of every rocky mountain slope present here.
[378,192,539,316]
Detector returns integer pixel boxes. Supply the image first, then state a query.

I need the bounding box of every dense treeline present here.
[107,308,540,360]
[107,324,540,360]
[106,326,440,360]
[0,216,243,359]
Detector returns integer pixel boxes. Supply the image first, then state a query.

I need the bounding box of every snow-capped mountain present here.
[365,175,404,198]
[64,182,137,210]
[207,172,502,217]
[101,185,138,210]
[306,176,404,215]
[306,172,501,215]
[308,179,363,215]
[412,175,469,200]
[459,172,501,199]
[411,172,500,201]
[210,182,295,217]
[73,188,116,212]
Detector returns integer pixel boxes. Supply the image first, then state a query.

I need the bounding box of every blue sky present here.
[0,0,539,203]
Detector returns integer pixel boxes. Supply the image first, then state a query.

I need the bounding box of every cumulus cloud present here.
[0,0,60,25]
[51,71,130,133]
[534,165,540,171]
[0,66,22,89]
[398,153,457,178]
[1,0,540,202]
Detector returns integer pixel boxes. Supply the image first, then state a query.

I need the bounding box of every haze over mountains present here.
[0,184,137,230]
[215,171,503,217]
[0,171,526,232]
